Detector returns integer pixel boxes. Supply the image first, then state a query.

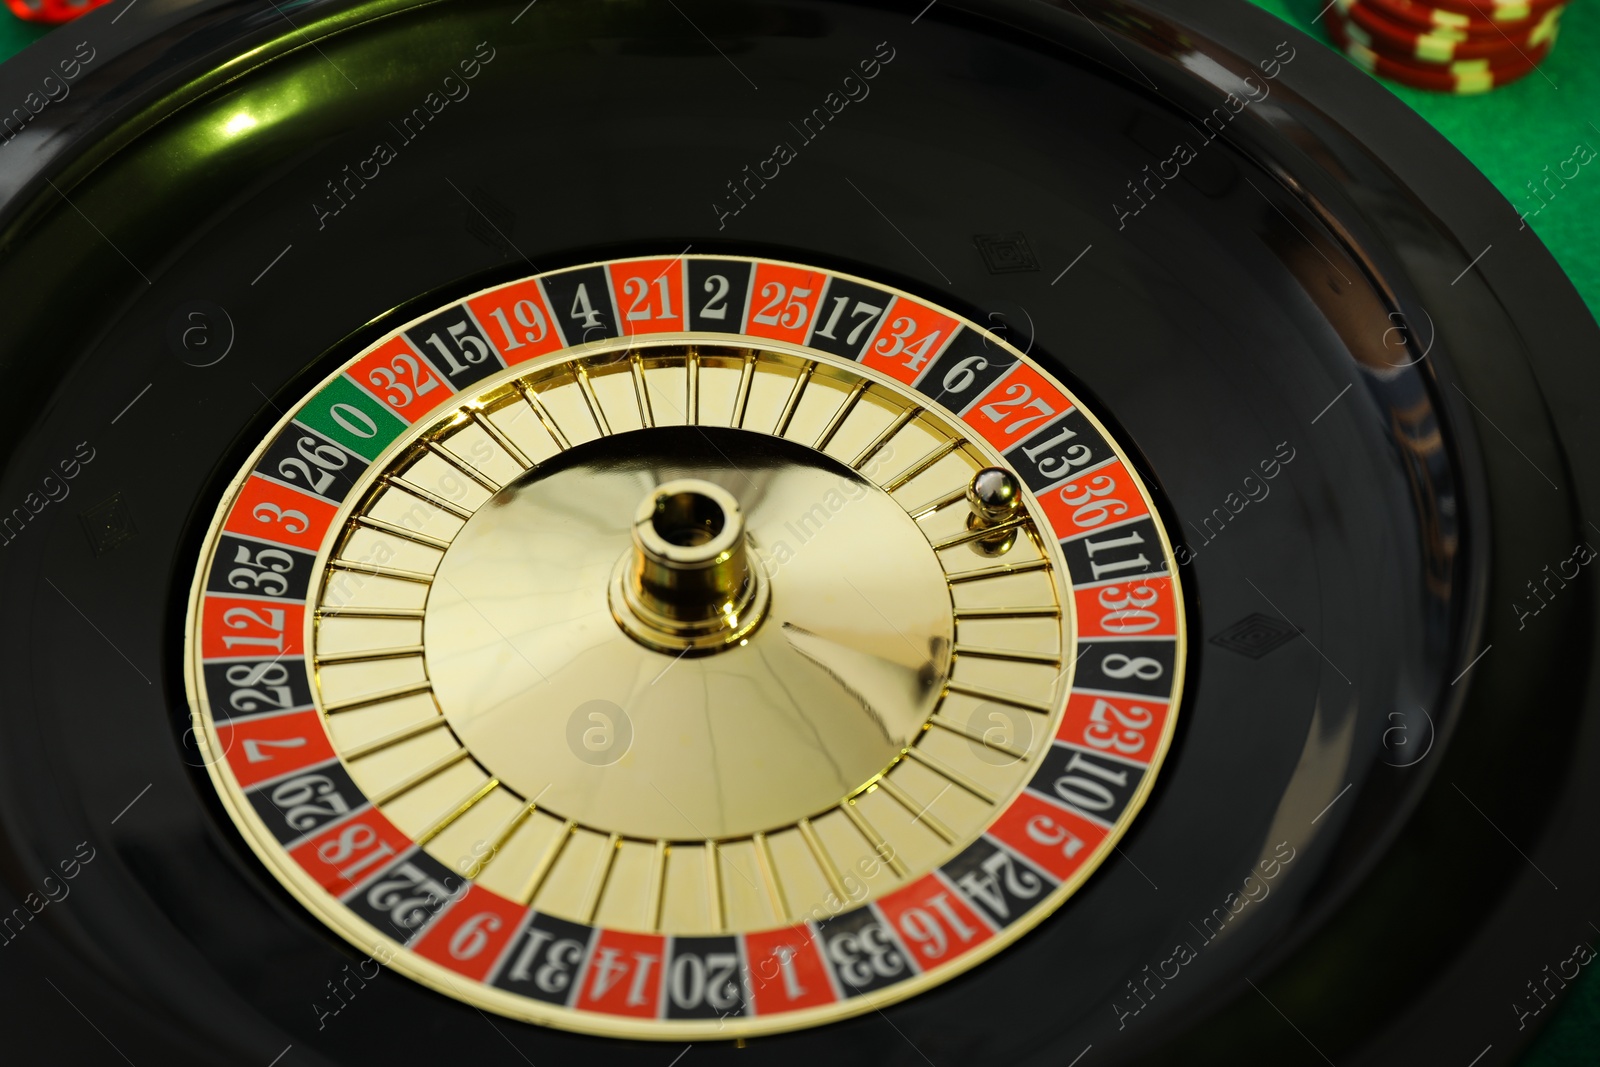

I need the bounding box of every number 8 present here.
[1101,654,1162,680]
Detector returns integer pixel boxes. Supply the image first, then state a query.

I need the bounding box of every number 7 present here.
[244,736,308,763]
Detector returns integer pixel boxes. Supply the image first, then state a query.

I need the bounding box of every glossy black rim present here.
[0,1,1594,1064]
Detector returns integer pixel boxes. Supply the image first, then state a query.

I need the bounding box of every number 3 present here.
[251,501,309,534]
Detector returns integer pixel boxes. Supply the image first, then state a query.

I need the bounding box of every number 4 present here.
[569,284,604,330]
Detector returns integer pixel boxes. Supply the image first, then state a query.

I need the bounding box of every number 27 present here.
[979,382,1055,435]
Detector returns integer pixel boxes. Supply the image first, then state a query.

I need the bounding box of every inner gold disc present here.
[425,425,954,840]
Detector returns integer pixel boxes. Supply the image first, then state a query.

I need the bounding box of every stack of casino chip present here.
[1322,0,1567,93]
[4,0,114,23]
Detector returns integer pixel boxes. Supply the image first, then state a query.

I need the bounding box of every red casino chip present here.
[1341,0,1562,62]
[1324,3,1556,90]
[4,0,112,23]
[1423,0,1567,18]
[1362,0,1565,33]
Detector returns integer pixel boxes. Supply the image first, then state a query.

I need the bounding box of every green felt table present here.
[0,0,1595,1060]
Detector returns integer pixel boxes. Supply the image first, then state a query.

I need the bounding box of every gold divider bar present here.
[814,380,869,451]
[797,817,849,901]
[851,405,921,471]
[841,800,909,878]
[323,680,434,714]
[954,605,1060,620]
[647,841,669,932]
[415,778,501,848]
[876,776,955,844]
[355,515,452,552]
[928,714,1030,761]
[315,606,426,621]
[341,715,450,761]
[731,352,755,428]
[517,819,576,906]
[382,476,473,521]
[369,747,472,807]
[706,841,724,933]
[909,485,968,520]
[932,515,1031,551]
[628,354,655,429]
[316,645,425,665]
[773,362,814,437]
[947,557,1051,584]
[580,834,623,924]
[883,438,963,492]
[687,349,701,425]
[751,831,790,924]
[467,407,534,469]
[327,560,435,585]
[953,644,1062,666]
[512,379,571,450]
[424,440,501,493]
[469,800,539,880]
[571,363,612,436]
[945,680,1054,715]
[904,746,996,804]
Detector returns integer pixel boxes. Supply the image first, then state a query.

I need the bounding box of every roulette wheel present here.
[1,0,1598,1061]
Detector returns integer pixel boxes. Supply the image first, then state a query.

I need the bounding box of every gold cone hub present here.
[610,478,769,653]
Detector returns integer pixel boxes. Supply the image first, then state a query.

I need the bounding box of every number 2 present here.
[699,274,731,320]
